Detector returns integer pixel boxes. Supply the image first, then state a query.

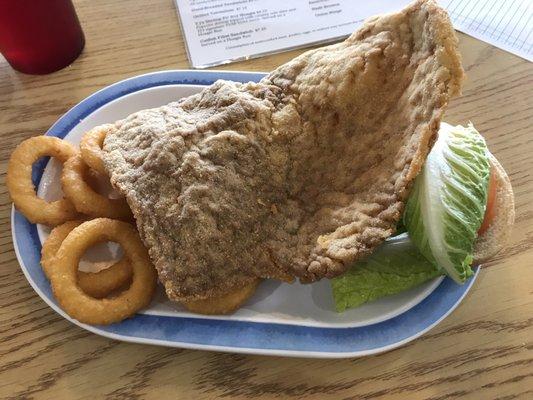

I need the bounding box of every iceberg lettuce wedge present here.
[403,123,490,283]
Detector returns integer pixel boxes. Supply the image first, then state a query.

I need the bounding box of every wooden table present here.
[1,1,531,398]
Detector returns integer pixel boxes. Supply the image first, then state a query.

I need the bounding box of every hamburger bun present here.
[473,153,515,263]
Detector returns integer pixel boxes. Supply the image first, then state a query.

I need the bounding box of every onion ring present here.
[83,166,105,195]
[61,154,132,220]
[41,220,133,299]
[49,218,157,325]
[7,136,79,225]
[80,124,114,176]
[183,278,260,315]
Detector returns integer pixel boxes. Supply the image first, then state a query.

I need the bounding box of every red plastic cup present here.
[0,0,85,75]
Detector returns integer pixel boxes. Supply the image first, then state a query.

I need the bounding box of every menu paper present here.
[440,0,533,62]
[174,0,391,68]
[175,0,533,68]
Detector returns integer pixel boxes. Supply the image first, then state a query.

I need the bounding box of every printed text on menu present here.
[175,0,390,67]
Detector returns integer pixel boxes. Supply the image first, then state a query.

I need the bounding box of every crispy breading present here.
[103,0,464,302]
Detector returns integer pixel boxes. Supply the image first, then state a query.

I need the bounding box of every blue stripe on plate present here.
[104,275,475,353]
[12,70,478,356]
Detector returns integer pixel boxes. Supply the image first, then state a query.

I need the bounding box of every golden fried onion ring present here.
[49,218,157,325]
[7,136,79,226]
[61,154,132,220]
[183,278,260,315]
[80,124,114,176]
[41,220,133,299]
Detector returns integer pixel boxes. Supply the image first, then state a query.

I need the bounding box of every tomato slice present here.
[478,164,497,235]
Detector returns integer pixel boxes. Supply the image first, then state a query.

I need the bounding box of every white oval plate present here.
[12,70,478,357]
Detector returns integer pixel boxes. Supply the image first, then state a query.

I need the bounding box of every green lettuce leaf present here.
[331,234,442,312]
[403,123,490,283]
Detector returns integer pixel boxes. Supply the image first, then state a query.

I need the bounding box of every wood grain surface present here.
[1,1,532,399]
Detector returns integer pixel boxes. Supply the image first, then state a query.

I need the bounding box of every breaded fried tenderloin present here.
[103,0,464,303]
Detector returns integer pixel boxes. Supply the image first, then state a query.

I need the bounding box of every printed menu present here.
[174,0,533,68]
[174,0,388,68]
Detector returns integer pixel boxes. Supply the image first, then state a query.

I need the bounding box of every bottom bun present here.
[473,153,515,263]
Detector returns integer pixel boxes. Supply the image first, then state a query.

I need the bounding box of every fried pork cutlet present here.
[103,0,464,303]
